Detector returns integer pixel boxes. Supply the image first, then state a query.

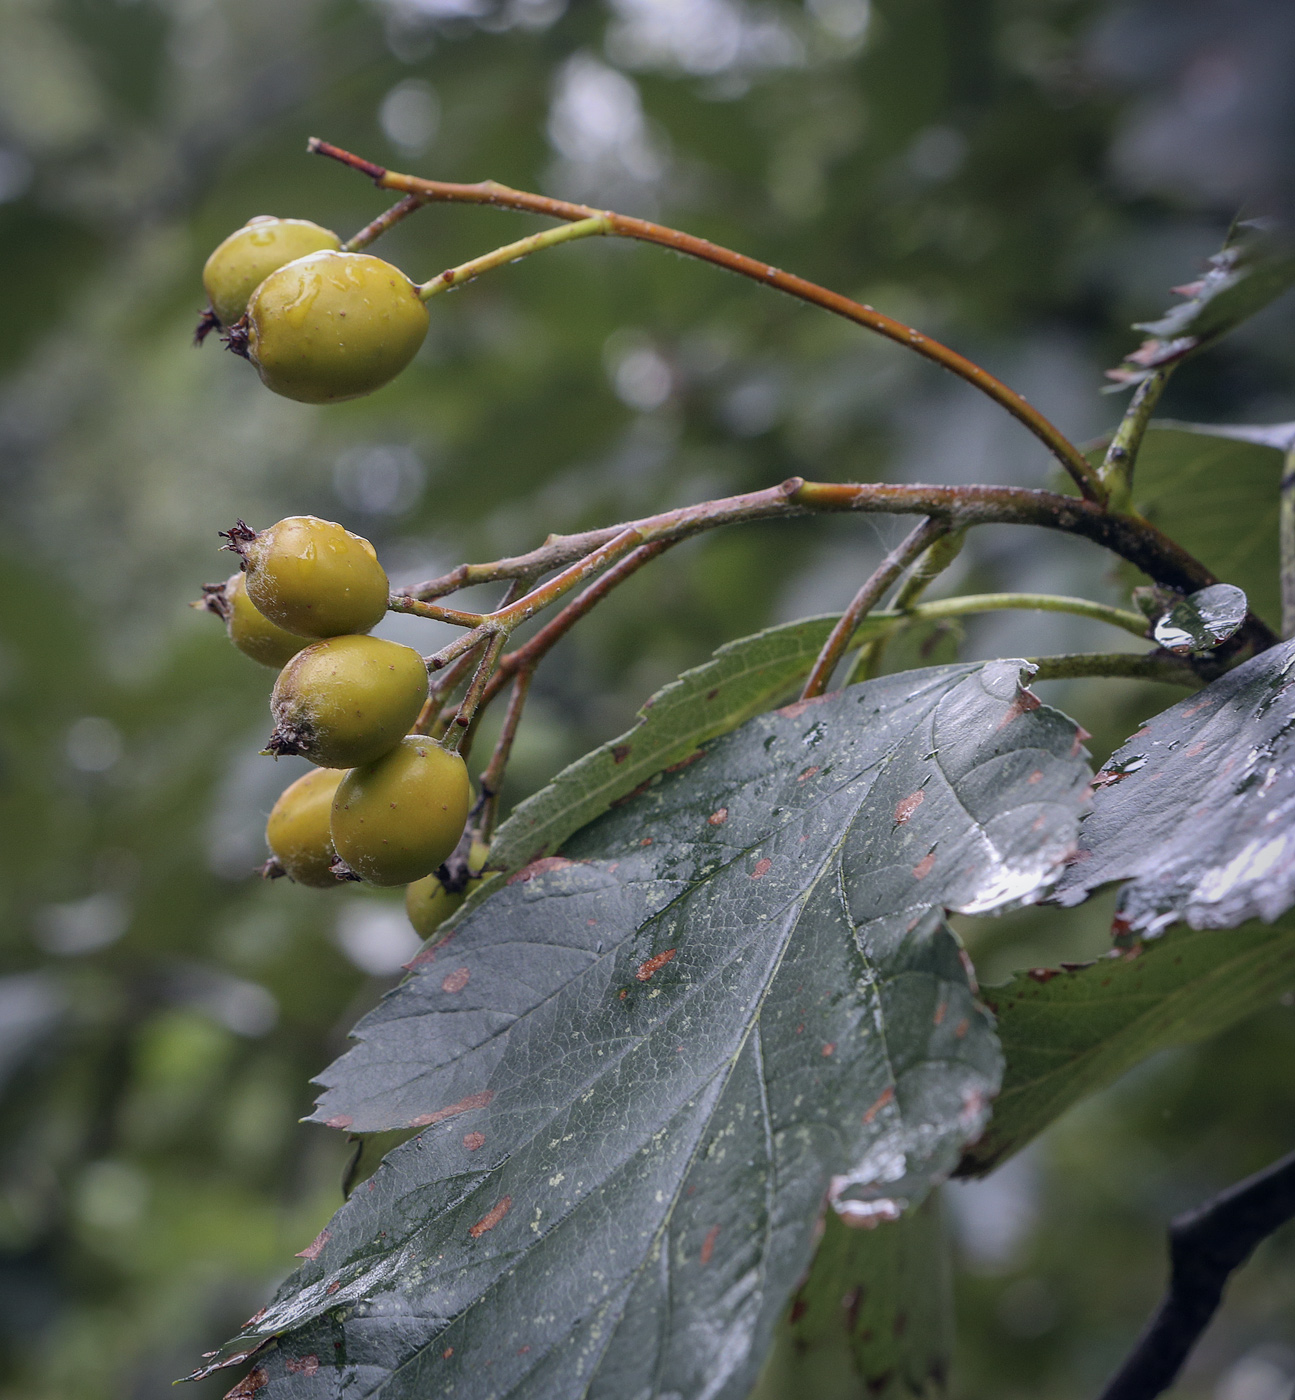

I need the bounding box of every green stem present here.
[343,193,425,251]
[801,518,949,699]
[847,529,966,684]
[899,592,1150,639]
[417,216,612,300]
[1099,367,1172,511]
[1027,651,1202,687]
[1282,444,1295,639]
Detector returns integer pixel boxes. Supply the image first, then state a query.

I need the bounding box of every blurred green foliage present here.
[1,1,1294,1396]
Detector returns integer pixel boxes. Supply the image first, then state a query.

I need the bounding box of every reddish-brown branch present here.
[801,518,949,699]
[307,139,1104,502]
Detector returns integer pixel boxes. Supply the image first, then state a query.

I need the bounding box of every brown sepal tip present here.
[219,520,258,556]
[194,307,221,346]
[258,857,286,881]
[329,855,362,883]
[222,316,251,360]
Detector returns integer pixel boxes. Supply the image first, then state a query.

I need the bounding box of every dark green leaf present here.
[751,1198,951,1400]
[1055,639,1295,935]
[960,916,1295,1176]
[1122,426,1283,628]
[1151,583,1247,654]
[197,660,1090,1398]
[1109,222,1295,385]
[489,613,883,876]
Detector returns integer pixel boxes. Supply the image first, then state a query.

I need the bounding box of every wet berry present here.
[202,216,340,330]
[405,840,492,937]
[331,736,470,886]
[224,516,389,639]
[242,251,429,403]
[265,766,347,887]
[201,572,310,669]
[268,634,428,769]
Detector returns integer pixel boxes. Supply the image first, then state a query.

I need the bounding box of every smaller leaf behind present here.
[1117,426,1283,628]
[1109,221,1295,385]
[1055,638,1295,934]
[959,915,1295,1176]
[489,613,882,874]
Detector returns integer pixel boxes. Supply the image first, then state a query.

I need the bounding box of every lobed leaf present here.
[959,915,1295,1176]
[751,1198,951,1400]
[1055,639,1295,935]
[197,660,1090,1400]
[1109,221,1295,385]
[488,614,881,876]
[1122,426,1283,628]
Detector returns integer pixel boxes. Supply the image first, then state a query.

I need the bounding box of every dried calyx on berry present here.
[266,634,429,769]
[221,516,390,639]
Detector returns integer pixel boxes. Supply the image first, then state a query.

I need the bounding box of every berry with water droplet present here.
[405,840,493,937]
[265,766,348,887]
[238,250,428,403]
[331,736,470,886]
[267,634,428,769]
[223,516,389,639]
[201,216,340,333]
[200,572,311,669]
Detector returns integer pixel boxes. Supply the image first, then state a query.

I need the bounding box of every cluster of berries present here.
[202,515,488,939]
[198,216,429,404]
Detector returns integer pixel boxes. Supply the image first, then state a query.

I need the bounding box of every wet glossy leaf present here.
[1152,583,1248,654]
[489,613,882,876]
[1055,639,1295,935]
[960,915,1295,1176]
[1122,427,1283,628]
[1109,221,1295,385]
[198,660,1090,1399]
[751,1198,951,1400]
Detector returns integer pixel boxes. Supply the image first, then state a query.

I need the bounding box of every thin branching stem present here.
[802,518,949,699]
[343,193,425,251]
[308,138,1105,502]
[1100,367,1172,511]
[1027,652,1202,687]
[474,671,534,843]
[417,216,612,299]
[445,631,509,749]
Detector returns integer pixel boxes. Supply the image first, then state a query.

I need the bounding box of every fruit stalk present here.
[308,138,1106,503]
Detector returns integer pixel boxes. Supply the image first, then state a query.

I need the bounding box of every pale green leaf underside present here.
[960,914,1295,1176]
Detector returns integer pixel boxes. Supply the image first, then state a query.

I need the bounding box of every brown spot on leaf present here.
[610,780,653,808]
[636,949,676,981]
[863,1087,894,1124]
[954,1019,969,1038]
[894,791,924,825]
[441,967,471,994]
[640,837,654,847]
[463,1132,485,1151]
[700,1225,720,1265]
[325,1281,340,1295]
[777,695,830,720]
[508,856,573,885]
[325,1115,352,1131]
[798,766,819,783]
[705,687,720,700]
[285,1357,319,1377]
[1184,741,1207,757]
[295,1228,330,1260]
[911,852,936,880]
[469,1196,512,1239]
[997,686,1042,729]
[933,1001,947,1026]
[443,1348,453,1359]
[751,857,772,879]
[665,749,704,772]
[612,744,632,763]
[821,1042,836,1057]
[1027,769,1044,784]
[708,807,729,826]
[1028,968,1060,983]
[225,1367,268,1399]
[242,1307,268,1328]
[408,1090,494,1129]
[403,944,442,971]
